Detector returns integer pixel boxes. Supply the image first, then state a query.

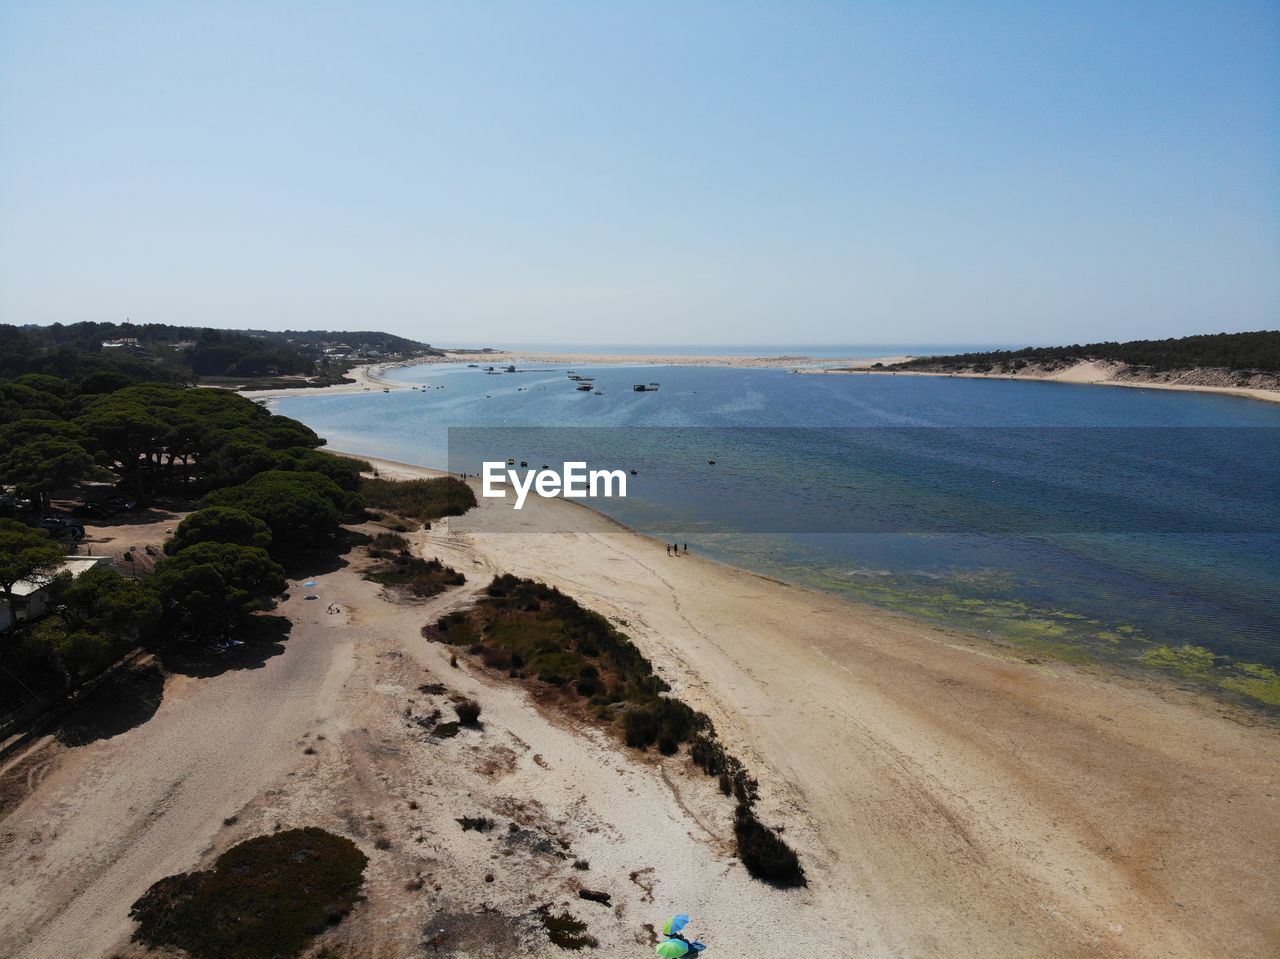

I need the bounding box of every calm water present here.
[276,364,1280,670]
[425,342,1009,359]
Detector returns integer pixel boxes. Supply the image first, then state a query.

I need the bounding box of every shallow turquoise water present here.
[276,364,1280,669]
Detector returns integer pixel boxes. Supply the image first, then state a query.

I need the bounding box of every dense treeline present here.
[0,322,438,382]
[0,358,377,719]
[892,330,1280,373]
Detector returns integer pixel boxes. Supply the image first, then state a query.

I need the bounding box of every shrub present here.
[365,553,465,598]
[454,699,482,726]
[733,806,806,888]
[361,477,476,523]
[369,531,408,551]
[129,827,368,959]
[622,698,703,751]
[537,908,598,950]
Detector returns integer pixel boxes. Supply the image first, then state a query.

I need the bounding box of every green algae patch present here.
[1222,663,1280,708]
[1140,644,1217,680]
[744,558,1279,714]
[1141,645,1280,709]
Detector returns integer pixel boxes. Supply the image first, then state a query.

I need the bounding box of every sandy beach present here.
[1,452,1277,956]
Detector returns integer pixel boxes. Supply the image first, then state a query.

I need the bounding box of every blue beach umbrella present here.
[662,915,690,937]
[303,580,318,588]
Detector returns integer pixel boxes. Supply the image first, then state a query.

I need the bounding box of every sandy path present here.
[0,573,358,957]
[374,456,1280,958]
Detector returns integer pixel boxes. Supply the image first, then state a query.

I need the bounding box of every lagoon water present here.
[276,364,1280,670]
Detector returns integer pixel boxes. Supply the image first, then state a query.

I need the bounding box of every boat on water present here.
[576,383,593,391]
[632,383,660,392]
[593,389,604,395]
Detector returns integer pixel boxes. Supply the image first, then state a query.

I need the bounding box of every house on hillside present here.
[0,556,115,632]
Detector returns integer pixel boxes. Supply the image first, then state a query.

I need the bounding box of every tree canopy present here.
[154,542,286,639]
[165,507,273,555]
[202,471,353,553]
[892,330,1280,374]
[0,520,65,608]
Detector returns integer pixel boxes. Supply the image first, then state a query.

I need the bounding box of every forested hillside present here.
[0,322,440,384]
[892,331,1280,373]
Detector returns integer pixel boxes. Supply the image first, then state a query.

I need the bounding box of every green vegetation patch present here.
[429,575,805,887]
[889,330,1280,374]
[361,476,476,527]
[365,548,465,598]
[538,907,599,950]
[129,827,368,959]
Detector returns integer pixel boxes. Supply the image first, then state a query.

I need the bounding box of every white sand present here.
[3,458,1277,958]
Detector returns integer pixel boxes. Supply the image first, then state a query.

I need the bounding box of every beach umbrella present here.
[662,915,690,937]
[655,940,689,958]
[303,580,318,588]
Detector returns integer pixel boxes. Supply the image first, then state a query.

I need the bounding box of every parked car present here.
[72,502,115,519]
[36,517,86,541]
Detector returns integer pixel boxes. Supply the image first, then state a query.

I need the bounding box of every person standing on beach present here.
[666,544,671,556]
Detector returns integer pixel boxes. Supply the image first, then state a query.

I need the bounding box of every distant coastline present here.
[242,350,1280,407]
[801,359,1280,405]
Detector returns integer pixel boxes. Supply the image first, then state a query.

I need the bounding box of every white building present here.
[0,556,114,632]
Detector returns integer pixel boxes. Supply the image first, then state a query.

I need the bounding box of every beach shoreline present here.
[4,445,1276,958]
[348,451,1280,957]
[801,359,1280,404]
[241,352,1280,407]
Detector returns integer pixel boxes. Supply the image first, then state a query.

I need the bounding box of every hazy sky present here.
[1,1,1277,347]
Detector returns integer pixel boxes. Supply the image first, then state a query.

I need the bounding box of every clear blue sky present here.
[1,1,1277,346]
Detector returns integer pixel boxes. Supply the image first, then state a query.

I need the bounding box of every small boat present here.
[633,383,660,392]
[520,461,528,468]
[629,469,637,475]
[593,389,603,395]
[576,383,593,391]
[382,388,390,393]
[507,458,515,465]
[707,459,716,465]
